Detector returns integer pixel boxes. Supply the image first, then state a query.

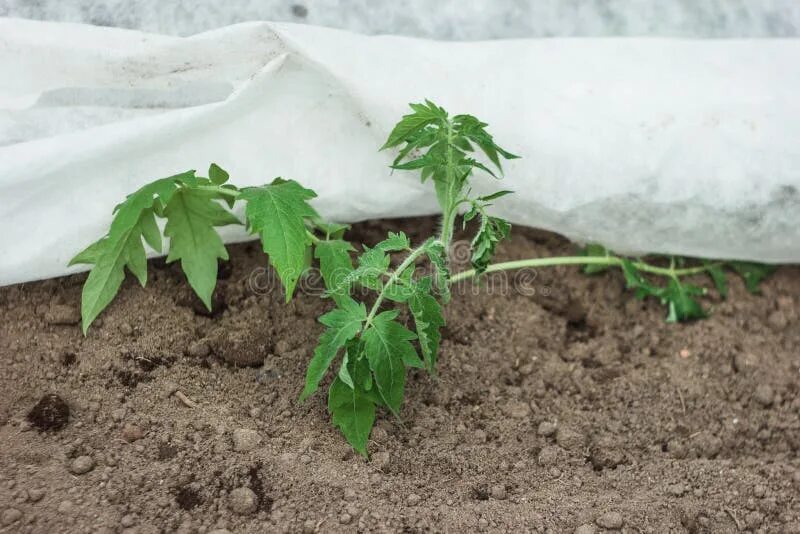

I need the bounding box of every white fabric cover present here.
[1,18,798,285]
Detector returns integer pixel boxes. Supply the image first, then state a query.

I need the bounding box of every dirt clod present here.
[537,421,557,437]
[121,423,144,442]
[596,511,624,529]
[232,429,262,452]
[753,383,775,407]
[229,487,257,515]
[1,508,22,526]
[490,484,507,500]
[556,425,586,451]
[69,456,94,475]
[27,394,70,431]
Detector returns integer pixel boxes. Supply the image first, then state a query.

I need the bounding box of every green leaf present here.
[471,214,511,274]
[663,279,707,323]
[164,189,240,310]
[208,163,230,185]
[728,261,776,294]
[375,231,411,252]
[328,377,375,457]
[70,174,187,333]
[362,310,420,414]
[409,277,445,372]
[381,101,446,150]
[477,190,514,203]
[704,262,728,298]
[581,244,612,275]
[240,179,319,301]
[314,239,355,304]
[300,297,366,401]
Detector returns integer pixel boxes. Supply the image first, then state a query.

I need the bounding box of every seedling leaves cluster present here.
[71,100,777,454]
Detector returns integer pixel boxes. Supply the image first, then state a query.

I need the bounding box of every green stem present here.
[449,256,718,284]
[364,244,429,328]
[438,122,459,250]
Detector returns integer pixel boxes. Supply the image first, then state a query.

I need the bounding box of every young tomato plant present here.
[72,100,775,456]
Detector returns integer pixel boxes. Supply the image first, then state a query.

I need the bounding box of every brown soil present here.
[1,217,799,534]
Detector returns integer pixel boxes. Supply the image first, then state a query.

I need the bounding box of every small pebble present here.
[70,455,95,475]
[121,424,144,442]
[232,429,262,452]
[490,485,507,500]
[119,322,134,336]
[57,501,73,514]
[339,513,352,525]
[229,487,257,515]
[596,511,624,529]
[537,421,557,437]
[753,384,774,407]
[406,494,421,506]
[556,426,586,451]
[732,352,759,374]
[187,340,210,358]
[27,489,45,502]
[574,524,596,534]
[120,514,137,528]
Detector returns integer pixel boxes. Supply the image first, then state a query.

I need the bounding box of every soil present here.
[1,216,799,534]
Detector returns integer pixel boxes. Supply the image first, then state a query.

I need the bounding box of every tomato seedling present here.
[71,100,774,455]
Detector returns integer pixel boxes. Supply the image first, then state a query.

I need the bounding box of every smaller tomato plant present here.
[72,100,774,454]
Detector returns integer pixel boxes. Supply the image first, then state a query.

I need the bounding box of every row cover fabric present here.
[1,18,798,285]
[7,0,800,39]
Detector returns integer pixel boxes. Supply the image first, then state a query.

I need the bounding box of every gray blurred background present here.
[1,0,799,39]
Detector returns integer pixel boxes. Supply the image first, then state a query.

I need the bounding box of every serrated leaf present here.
[381,101,446,150]
[728,261,776,294]
[362,310,420,414]
[375,231,411,252]
[409,277,445,372]
[163,188,240,310]
[664,279,707,323]
[70,175,186,333]
[208,163,229,185]
[328,377,375,457]
[240,179,319,301]
[300,297,366,401]
[471,214,511,274]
